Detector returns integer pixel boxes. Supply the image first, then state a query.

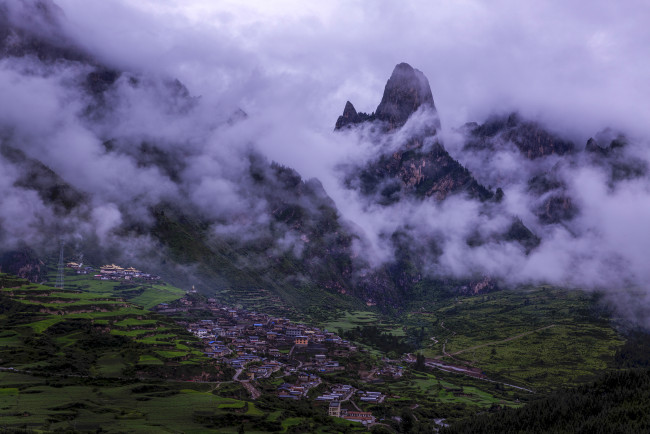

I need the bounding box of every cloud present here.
[40,1,641,133]
[3,0,650,326]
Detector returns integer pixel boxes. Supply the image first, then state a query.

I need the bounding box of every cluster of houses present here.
[314,385,385,405]
[375,363,404,379]
[316,384,356,402]
[181,302,356,360]
[169,293,388,428]
[328,402,376,426]
[317,385,379,426]
[303,355,345,373]
[278,373,321,399]
[65,262,95,275]
[246,361,283,380]
[65,262,161,282]
[179,300,359,389]
[356,390,385,404]
[96,264,160,281]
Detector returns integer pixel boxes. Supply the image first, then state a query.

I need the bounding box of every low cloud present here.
[2,0,650,326]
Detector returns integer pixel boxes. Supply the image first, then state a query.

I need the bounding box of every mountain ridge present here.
[0,2,647,319]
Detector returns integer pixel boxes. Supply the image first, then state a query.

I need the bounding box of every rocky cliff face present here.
[465,113,574,159]
[355,143,493,202]
[335,101,363,129]
[338,62,491,204]
[0,247,45,283]
[585,130,647,183]
[375,62,440,129]
[335,63,440,131]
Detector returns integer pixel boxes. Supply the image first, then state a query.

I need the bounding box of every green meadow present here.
[414,286,623,390]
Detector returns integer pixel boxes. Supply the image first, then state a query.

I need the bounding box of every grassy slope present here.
[0,372,265,433]
[0,269,637,431]
[410,286,623,390]
[151,210,365,322]
[320,286,623,392]
[61,273,186,309]
[0,273,214,377]
[0,370,368,433]
[441,369,650,434]
[0,273,367,432]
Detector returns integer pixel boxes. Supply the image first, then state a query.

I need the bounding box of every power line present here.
[56,240,65,289]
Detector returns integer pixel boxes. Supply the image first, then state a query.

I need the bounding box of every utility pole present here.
[55,240,65,289]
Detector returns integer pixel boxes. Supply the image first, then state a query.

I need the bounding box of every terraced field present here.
[0,273,217,379]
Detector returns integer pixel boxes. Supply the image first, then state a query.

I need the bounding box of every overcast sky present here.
[4,0,650,320]
[54,0,650,148]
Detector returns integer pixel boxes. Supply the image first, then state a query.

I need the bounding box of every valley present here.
[1,1,650,432]
[0,264,639,432]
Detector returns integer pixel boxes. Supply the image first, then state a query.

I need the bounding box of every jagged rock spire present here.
[334,62,440,131]
[375,62,439,128]
[335,101,360,129]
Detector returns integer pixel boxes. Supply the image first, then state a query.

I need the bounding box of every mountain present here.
[0,0,89,63]
[585,129,647,183]
[3,1,650,322]
[336,62,441,131]
[0,10,533,315]
[464,112,574,159]
[0,3,507,314]
[337,63,492,203]
[0,2,386,312]
[3,3,650,433]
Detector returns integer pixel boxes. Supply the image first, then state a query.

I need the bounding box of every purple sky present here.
[54,0,650,142]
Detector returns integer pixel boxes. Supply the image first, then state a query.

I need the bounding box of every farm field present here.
[0,269,639,432]
[0,273,218,382]
[323,310,405,336]
[0,273,369,432]
[0,371,289,433]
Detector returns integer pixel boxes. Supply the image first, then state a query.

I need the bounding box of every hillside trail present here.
[435,321,457,360]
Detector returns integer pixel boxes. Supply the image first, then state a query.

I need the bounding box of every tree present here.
[414,353,426,371]
[400,408,415,433]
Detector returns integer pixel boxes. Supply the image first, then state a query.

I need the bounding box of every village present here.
[152,290,402,427]
[66,262,162,282]
[60,263,439,427]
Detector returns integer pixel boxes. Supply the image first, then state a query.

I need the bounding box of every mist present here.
[2,0,650,325]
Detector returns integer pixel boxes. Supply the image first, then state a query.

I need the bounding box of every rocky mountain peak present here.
[334,63,440,131]
[342,101,358,119]
[335,101,361,129]
[375,62,439,128]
